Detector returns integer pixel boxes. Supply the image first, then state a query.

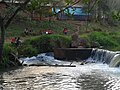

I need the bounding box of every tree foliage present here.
[1,0,119,63]
[27,0,50,18]
[112,11,120,21]
[26,0,82,18]
[0,0,82,62]
[0,0,30,61]
[82,0,120,24]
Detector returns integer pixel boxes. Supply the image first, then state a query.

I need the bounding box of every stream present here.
[0,63,120,90]
[0,52,120,90]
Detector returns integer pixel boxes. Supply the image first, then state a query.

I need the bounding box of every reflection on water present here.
[0,63,120,90]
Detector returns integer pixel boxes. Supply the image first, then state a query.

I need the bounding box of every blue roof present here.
[52,7,88,15]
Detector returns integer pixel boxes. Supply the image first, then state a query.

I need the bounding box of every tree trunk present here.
[0,0,30,62]
[0,20,5,61]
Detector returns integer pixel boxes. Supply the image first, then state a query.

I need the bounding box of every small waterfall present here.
[109,54,120,67]
[90,48,120,67]
[19,53,72,66]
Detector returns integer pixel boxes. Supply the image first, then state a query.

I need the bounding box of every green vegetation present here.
[1,20,120,69]
[6,34,70,52]
[6,20,120,51]
[1,44,11,68]
[6,20,75,37]
[1,34,71,68]
[0,0,120,69]
[21,34,71,55]
[18,45,38,57]
[88,32,120,50]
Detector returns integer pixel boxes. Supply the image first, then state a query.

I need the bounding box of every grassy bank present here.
[6,20,120,49]
[1,20,120,68]
[6,20,76,37]
[1,34,71,68]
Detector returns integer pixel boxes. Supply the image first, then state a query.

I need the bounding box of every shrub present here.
[1,43,17,67]
[3,44,12,57]
[26,34,71,53]
[109,31,120,44]
[79,34,91,48]
[112,46,120,51]
[17,45,38,57]
[88,32,119,49]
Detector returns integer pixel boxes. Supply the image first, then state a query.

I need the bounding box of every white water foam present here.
[19,53,71,66]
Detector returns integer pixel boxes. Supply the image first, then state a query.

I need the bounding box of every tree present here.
[27,0,82,20]
[27,0,50,20]
[94,0,120,24]
[0,0,30,61]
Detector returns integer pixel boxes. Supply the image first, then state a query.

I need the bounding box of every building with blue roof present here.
[52,7,91,21]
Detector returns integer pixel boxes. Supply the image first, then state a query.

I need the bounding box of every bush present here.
[17,45,38,57]
[112,46,120,51]
[3,44,12,57]
[1,43,17,67]
[88,32,119,49]
[26,34,71,53]
[0,43,38,68]
[109,31,120,44]
[79,34,91,48]
[1,44,11,67]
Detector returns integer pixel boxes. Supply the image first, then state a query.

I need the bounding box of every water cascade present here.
[2,49,120,90]
[19,53,73,66]
[90,48,120,67]
[109,54,120,67]
[19,48,120,67]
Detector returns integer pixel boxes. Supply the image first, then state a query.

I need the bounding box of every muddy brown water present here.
[0,63,120,90]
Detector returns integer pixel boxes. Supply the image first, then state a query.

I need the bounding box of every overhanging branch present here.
[50,0,81,17]
[4,0,30,29]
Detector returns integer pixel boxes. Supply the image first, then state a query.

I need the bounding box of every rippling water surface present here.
[0,63,120,90]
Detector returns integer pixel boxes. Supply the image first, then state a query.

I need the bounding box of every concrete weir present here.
[54,48,92,60]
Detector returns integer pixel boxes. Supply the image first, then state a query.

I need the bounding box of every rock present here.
[80,62,84,65]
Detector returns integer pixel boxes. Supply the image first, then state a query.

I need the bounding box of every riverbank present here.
[5,20,120,50]
[1,20,120,69]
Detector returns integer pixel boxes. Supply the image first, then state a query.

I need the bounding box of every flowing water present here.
[0,50,120,90]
